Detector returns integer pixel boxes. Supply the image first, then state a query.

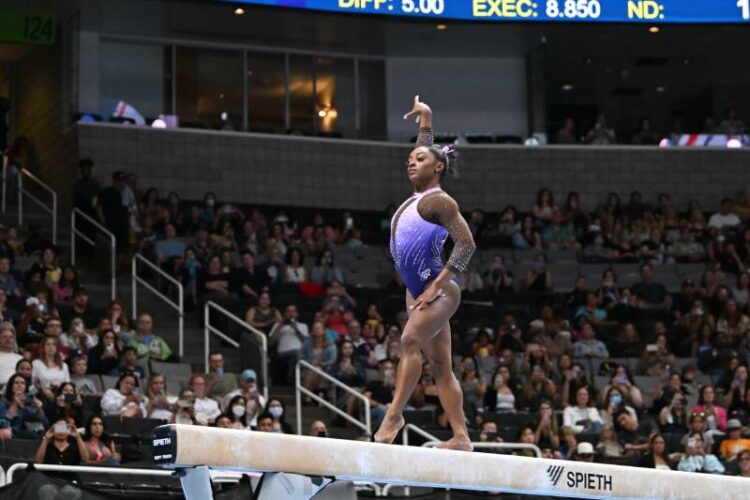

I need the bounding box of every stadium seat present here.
[101,375,120,391]
[150,360,193,381]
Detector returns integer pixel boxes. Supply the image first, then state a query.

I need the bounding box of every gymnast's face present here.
[406,146,443,186]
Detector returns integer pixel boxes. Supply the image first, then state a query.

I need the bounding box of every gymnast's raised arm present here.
[404,95,434,147]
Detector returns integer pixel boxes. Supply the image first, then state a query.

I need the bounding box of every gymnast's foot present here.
[436,435,473,452]
[374,412,405,444]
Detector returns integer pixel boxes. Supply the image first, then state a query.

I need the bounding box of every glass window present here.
[315,57,355,138]
[288,55,315,135]
[358,60,386,140]
[176,47,242,130]
[99,41,171,120]
[247,52,286,134]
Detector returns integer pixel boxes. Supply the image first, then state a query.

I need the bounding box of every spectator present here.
[532,188,556,226]
[205,351,239,399]
[285,248,308,284]
[708,198,741,231]
[108,346,146,382]
[514,426,539,458]
[585,113,616,145]
[83,414,120,465]
[612,323,642,357]
[638,434,675,470]
[180,247,202,309]
[720,107,746,134]
[596,423,624,458]
[484,255,514,294]
[32,336,70,399]
[200,255,231,298]
[658,391,689,434]
[144,373,177,420]
[0,373,48,438]
[676,432,725,474]
[484,365,516,413]
[122,313,174,363]
[724,364,750,414]
[558,426,578,459]
[735,449,750,477]
[269,304,309,385]
[311,249,344,286]
[720,419,750,460]
[214,415,233,428]
[44,382,83,427]
[458,356,486,418]
[732,272,750,309]
[190,373,221,425]
[693,384,728,433]
[60,317,97,355]
[518,366,556,412]
[631,263,671,310]
[222,369,267,427]
[542,209,576,250]
[100,373,147,418]
[86,329,120,375]
[97,171,130,263]
[224,394,250,430]
[600,386,638,427]
[155,223,186,276]
[59,289,99,331]
[51,265,78,306]
[73,158,99,219]
[598,365,644,410]
[0,322,21,388]
[35,419,89,466]
[68,356,96,396]
[0,257,19,296]
[172,389,197,425]
[716,299,749,346]
[653,372,686,414]
[641,334,675,377]
[245,291,282,335]
[563,386,602,434]
[574,293,607,324]
[230,251,270,299]
[556,118,578,144]
[573,322,610,358]
[364,360,396,427]
[615,409,659,455]
[534,400,560,451]
[573,441,596,462]
[266,397,293,434]
[534,318,572,358]
[330,341,366,408]
[256,412,275,432]
[308,419,328,437]
[524,253,551,291]
[28,246,62,290]
[631,118,659,145]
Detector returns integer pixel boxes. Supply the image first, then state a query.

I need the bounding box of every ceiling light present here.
[318,110,327,118]
[561,84,574,91]
[234,7,245,15]
[436,24,447,30]
[656,86,666,93]
[648,26,659,33]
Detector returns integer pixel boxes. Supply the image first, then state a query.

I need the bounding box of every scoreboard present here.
[224,0,750,23]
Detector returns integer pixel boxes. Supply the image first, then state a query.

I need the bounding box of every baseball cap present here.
[26,297,40,307]
[727,419,743,430]
[577,442,595,455]
[240,369,257,381]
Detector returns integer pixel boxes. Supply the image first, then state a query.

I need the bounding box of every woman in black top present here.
[86,329,120,375]
[638,434,676,470]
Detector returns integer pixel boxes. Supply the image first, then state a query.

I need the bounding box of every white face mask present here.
[269,406,283,419]
[232,405,246,417]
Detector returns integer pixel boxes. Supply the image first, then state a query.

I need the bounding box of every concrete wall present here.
[76,123,750,214]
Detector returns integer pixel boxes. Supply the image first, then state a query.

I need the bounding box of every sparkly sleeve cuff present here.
[416,127,434,147]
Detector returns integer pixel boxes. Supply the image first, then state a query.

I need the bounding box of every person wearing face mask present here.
[364,360,397,427]
[224,394,250,430]
[266,397,292,434]
[59,317,97,355]
[600,386,638,427]
[172,389,197,425]
[222,369,267,428]
[308,420,328,437]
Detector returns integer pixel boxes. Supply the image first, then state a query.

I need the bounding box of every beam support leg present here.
[177,466,214,500]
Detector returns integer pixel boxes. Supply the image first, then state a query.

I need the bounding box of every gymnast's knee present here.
[400,334,422,354]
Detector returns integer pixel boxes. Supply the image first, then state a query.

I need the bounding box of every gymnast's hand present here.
[411,283,445,311]
[403,95,432,122]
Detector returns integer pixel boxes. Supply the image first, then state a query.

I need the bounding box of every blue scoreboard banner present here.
[225,0,750,23]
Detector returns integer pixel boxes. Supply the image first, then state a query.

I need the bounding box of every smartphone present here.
[646,344,659,353]
[24,393,35,405]
[687,438,697,448]
[63,393,76,404]
[54,422,69,434]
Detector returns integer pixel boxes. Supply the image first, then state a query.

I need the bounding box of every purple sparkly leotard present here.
[390,187,450,298]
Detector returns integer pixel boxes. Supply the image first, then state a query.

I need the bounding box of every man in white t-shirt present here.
[0,322,22,388]
[190,373,221,425]
[708,198,741,230]
[269,304,308,385]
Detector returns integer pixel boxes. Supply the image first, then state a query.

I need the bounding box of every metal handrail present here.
[4,462,251,485]
[1,152,7,213]
[295,360,372,437]
[132,253,184,357]
[71,208,116,301]
[0,465,4,488]
[18,168,58,244]
[204,300,268,401]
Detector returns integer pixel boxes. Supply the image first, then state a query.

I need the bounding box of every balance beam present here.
[152,424,748,499]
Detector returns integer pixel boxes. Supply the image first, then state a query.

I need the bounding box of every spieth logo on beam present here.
[546,465,565,486]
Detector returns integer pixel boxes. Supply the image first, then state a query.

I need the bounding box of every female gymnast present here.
[373,96,476,451]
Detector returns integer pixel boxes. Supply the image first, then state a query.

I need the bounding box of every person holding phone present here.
[86,329,120,375]
[35,419,90,492]
[44,382,83,427]
[0,373,48,438]
[676,432,725,474]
